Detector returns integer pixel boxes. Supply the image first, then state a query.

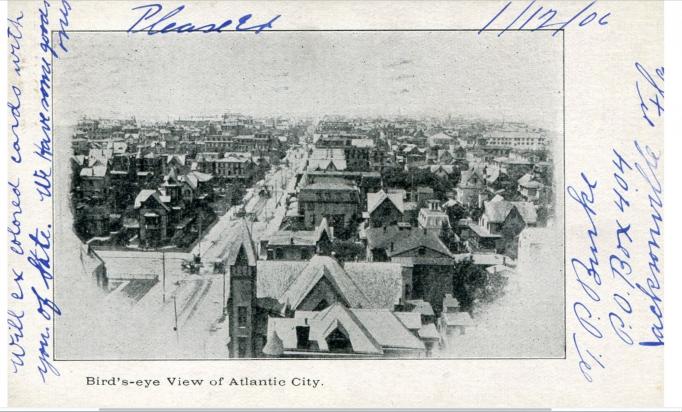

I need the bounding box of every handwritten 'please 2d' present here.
[128,3,281,35]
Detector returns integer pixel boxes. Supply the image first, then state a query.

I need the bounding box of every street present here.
[98,146,307,357]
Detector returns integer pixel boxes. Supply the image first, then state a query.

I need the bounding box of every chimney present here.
[296,324,310,349]
[423,227,427,235]
[390,242,394,252]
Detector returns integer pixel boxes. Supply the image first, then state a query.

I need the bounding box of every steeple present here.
[227,219,257,268]
[227,219,258,358]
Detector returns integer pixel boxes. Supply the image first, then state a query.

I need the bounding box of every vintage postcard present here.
[4,0,671,409]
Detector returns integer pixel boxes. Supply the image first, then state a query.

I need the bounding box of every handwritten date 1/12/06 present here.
[479,0,610,37]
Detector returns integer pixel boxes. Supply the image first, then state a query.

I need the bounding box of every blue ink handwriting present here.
[128,3,280,35]
[635,62,664,128]
[479,0,610,37]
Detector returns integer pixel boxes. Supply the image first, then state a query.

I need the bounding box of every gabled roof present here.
[458,169,485,188]
[307,158,347,171]
[389,229,452,259]
[344,262,403,309]
[518,173,543,188]
[278,256,371,310]
[134,190,170,211]
[166,154,186,165]
[267,303,384,355]
[483,200,537,224]
[180,174,198,191]
[256,261,308,298]
[352,309,425,350]
[226,220,257,267]
[267,218,331,247]
[367,190,404,215]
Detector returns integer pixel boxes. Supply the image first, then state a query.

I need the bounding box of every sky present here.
[55,31,563,130]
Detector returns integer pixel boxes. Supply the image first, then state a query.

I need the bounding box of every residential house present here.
[264,304,425,358]
[456,169,486,207]
[479,199,537,257]
[417,205,451,236]
[365,190,404,227]
[363,225,455,315]
[517,173,545,203]
[263,218,333,260]
[226,222,429,358]
[134,189,171,248]
[298,183,361,236]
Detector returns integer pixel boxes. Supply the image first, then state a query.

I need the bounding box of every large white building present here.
[483,128,548,150]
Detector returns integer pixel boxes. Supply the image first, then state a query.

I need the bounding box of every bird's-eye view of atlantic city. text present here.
[53,31,565,360]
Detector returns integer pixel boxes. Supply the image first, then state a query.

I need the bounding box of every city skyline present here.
[55,31,562,131]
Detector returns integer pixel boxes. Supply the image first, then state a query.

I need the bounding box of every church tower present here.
[227,220,258,358]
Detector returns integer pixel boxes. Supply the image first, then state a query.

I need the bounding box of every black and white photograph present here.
[54,30,564,360]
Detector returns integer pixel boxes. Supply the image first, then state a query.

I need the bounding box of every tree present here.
[452,258,507,312]
[445,203,467,224]
[329,239,365,263]
[439,221,457,252]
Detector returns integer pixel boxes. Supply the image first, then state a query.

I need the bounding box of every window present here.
[237,306,248,327]
[326,327,352,353]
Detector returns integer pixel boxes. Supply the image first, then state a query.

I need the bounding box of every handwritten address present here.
[568,62,664,383]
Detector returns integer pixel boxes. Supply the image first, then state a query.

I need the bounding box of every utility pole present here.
[222,267,227,315]
[162,251,166,303]
[172,295,179,343]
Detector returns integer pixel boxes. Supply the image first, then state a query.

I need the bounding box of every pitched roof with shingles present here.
[256,261,308,298]
[345,262,403,309]
[394,312,422,330]
[278,255,371,310]
[389,229,453,258]
[134,190,170,211]
[518,173,543,188]
[483,200,537,224]
[267,303,384,355]
[459,169,485,188]
[351,309,425,350]
[367,190,404,214]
